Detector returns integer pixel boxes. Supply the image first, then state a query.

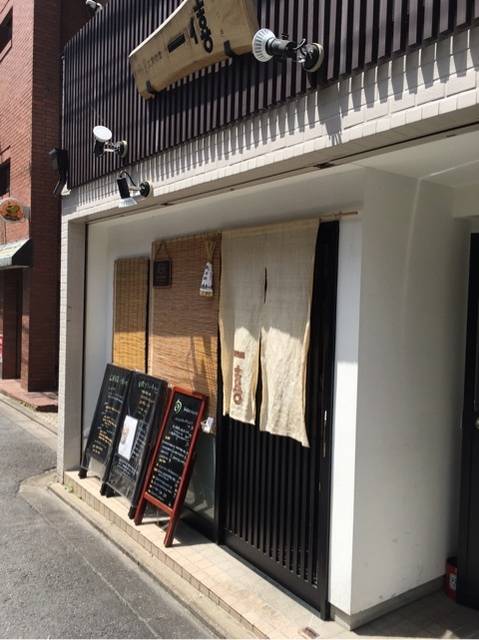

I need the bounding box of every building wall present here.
[347,171,469,615]
[58,18,479,623]
[0,0,87,390]
[329,218,362,613]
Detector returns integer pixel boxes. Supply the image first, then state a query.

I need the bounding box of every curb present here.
[49,480,256,640]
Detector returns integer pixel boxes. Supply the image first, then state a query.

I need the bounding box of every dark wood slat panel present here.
[63,0,474,188]
[339,0,353,75]
[364,0,380,64]
[455,0,469,26]
[439,0,455,33]
[408,0,423,48]
[378,0,393,59]
[392,0,407,53]
[422,0,439,40]
[327,0,341,79]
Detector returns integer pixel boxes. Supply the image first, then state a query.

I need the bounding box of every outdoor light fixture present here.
[49,148,69,197]
[93,126,128,159]
[117,171,153,208]
[252,29,324,73]
[85,0,103,16]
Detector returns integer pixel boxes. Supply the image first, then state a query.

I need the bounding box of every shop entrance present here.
[459,233,479,608]
[218,222,339,618]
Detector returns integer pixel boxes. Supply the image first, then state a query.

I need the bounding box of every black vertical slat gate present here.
[218,222,339,617]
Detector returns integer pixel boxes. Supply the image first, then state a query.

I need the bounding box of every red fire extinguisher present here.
[445,557,457,600]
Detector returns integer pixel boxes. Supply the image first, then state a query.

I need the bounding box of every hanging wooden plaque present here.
[153,259,172,288]
[129,0,259,99]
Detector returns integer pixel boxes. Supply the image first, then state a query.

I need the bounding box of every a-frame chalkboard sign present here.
[134,387,207,547]
[79,364,132,479]
[101,372,168,519]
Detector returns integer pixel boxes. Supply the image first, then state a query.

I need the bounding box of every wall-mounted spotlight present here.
[117,171,153,209]
[93,126,128,159]
[85,0,103,16]
[252,29,324,73]
[49,148,69,197]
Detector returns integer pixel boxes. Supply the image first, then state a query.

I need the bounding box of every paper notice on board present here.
[118,415,138,461]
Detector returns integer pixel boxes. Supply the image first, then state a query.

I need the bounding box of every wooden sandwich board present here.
[129,0,259,99]
[134,387,207,547]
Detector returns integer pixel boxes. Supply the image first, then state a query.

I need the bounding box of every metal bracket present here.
[224,40,238,58]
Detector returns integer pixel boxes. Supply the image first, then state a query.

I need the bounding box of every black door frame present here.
[458,233,479,606]
[215,221,339,620]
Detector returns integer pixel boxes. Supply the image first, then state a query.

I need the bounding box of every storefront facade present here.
[58,0,479,627]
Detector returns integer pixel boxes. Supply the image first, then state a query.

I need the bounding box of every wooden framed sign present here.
[101,373,168,519]
[153,260,172,288]
[129,0,259,99]
[135,387,207,546]
[79,365,132,479]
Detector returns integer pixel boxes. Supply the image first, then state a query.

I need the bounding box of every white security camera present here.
[252,28,324,73]
[93,126,128,159]
[86,0,103,15]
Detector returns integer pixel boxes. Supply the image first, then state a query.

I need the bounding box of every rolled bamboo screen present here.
[149,234,221,416]
[112,257,149,372]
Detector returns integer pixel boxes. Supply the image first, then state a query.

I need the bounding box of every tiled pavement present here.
[0,393,58,434]
[58,473,479,640]
[0,378,58,412]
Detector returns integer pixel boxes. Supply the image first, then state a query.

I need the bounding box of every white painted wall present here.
[329,219,363,613]
[348,170,469,615]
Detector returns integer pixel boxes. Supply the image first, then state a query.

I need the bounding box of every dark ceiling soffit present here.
[0,239,32,270]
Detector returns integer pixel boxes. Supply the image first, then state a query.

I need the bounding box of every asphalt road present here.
[0,405,212,639]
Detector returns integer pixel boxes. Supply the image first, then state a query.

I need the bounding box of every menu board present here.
[102,373,167,515]
[135,388,207,547]
[79,365,131,478]
[147,392,203,508]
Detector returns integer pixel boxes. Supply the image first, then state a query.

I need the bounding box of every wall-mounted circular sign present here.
[0,197,25,222]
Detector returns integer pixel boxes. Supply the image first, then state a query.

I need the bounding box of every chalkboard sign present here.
[79,365,132,479]
[101,373,168,518]
[135,387,207,547]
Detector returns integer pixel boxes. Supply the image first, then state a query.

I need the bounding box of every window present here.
[0,10,12,57]
[0,161,10,198]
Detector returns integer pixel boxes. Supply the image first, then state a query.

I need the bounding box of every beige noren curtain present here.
[219,219,319,447]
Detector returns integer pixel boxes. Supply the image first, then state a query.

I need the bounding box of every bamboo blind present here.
[112,257,149,372]
[149,235,221,416]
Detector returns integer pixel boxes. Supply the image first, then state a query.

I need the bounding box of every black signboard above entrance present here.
[101,373,168,518]
[79,365,131,478]
[135,387,207,547]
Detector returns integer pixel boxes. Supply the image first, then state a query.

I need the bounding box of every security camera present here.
[117,171,153,209]
[93,126,128,159]
[252,29,324,73]
[86,0,103,16]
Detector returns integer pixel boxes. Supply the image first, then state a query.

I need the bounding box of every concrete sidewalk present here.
[0,401,214,639]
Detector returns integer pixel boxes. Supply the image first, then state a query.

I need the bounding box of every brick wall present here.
[0,0,87,390]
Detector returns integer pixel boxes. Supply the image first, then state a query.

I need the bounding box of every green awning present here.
[0,239,32,270]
